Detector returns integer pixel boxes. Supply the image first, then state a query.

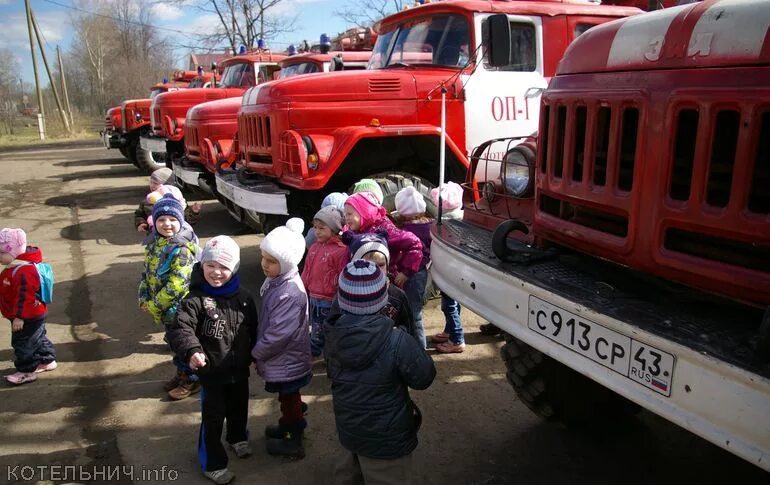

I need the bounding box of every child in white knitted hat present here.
[252,218,312,459]
[168,235,258,484]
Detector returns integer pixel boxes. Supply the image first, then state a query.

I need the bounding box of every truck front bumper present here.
[215,170,289,216]
[100,130,124,149]
[139,135,168,154]
[430,219,770,471]
[172,158,206,187]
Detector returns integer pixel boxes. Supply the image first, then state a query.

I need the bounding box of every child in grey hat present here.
[301,206,348,357]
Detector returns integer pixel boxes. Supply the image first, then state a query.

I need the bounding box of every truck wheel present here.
[501,334,640,427]
[118,146,136,163]
[758,307,770,360]
[135,146,166,173]
[349,172,434,215]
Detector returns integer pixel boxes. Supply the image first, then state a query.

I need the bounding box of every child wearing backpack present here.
[0,228,57,386]
[138,194,200,400]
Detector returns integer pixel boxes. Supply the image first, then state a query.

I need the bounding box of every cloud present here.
[0,12,65,52]
[150,3,184,22]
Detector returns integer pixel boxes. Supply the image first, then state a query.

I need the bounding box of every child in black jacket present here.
[169,236,258,485]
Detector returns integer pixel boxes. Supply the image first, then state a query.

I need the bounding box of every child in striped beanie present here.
[325,259,436,482]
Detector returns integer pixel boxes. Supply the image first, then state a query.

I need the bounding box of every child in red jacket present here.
[0,228,56,385]
[301,206,348,357]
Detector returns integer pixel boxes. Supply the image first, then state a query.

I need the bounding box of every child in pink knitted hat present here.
[343,193,423,291]
[0,228,57,385]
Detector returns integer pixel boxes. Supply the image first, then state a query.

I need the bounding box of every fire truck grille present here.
[241,114,272,153]
[152,108,162,130]
[186,126,200,157]
[368,78,400,93]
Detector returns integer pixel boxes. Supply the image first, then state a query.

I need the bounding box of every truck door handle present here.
[525,87,546,99]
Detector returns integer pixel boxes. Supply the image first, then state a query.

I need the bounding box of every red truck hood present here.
[153,87,244,110]
[122,98,151,109]
[187,96,242,121]
[254,70,426,104]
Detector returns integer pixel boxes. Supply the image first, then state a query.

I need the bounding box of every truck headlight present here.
[501,145,535,197]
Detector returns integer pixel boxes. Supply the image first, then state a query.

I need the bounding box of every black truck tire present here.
[135,145,166,173]
[118,146,135,163]
[501,333,640,426]
[353,172,436,217]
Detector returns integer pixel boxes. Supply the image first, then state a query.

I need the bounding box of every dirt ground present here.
[0,143,766,484]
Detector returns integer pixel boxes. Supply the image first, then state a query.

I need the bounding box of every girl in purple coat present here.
[343,192,423,288]
[252,218,312,459]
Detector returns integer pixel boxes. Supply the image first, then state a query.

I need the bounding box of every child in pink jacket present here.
[343,192,423,287]
[301,206,348,357]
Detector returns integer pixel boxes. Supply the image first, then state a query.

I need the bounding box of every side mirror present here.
[211,62,218,71]
[331,56,344,72]
[487,14,511,68]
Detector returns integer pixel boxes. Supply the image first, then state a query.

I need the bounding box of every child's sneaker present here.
[35,361,57,373]
[266,430,305,459]
[203,468,234,484]
[5,372,38,385]
[435,341,466,354]
[162,371,183,391]
[430,332,450,344]
[229,440,252,458]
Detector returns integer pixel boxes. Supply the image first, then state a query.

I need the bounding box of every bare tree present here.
[0,48,21,135]
[334,0,406,28]
[167,0,297,54]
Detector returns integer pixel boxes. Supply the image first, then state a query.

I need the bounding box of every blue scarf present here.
[201,273,240,297]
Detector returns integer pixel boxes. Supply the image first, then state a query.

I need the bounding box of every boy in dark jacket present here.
[169,236,258,485]
[325,259,436,485]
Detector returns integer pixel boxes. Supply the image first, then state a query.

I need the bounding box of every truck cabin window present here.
[574,23,598,39]
[279,62,321,78]
[220,62,256,88]
[483,21,536,72]
[368,15,471,69]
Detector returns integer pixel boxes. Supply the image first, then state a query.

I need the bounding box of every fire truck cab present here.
[431,0,770,471]
[141,51,285,173]
[214,0,639,230]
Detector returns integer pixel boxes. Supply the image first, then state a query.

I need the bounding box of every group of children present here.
[0,168,473,484]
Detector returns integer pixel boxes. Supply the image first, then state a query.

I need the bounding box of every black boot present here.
[266,429,305,459]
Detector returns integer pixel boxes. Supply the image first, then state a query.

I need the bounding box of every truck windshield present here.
[368,14,470,69]
[279,62,321,79]
[150,88,164,99]
[220,62,256,88]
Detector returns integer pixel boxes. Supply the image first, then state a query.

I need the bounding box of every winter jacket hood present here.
[0,247,46,320]
[325,313,392,370]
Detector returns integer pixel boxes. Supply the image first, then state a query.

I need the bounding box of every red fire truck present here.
[213,0,639,231]
[430,0,770,471]
[140,49,286,173]
[173,50,373,211]
[101,70,216,169]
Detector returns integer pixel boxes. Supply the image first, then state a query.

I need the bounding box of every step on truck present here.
[144,48,287,174]
[174,48,374,217]
[430,0,770,471]
[214,0,640,231]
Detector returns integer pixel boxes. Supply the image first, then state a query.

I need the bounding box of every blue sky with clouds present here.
[2,0,353,85]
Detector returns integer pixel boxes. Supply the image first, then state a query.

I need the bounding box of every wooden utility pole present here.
[25,0,45,140]
[30,9,71,133]
[57,46,74,125]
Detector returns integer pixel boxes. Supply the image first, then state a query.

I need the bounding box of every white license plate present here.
[140,137,167,154]
[173,164,200,186]
[528,295,675,397]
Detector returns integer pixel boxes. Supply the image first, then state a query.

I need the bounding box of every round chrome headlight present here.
[501,146,535,197]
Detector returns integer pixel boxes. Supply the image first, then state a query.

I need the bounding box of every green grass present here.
[0,119,99,147]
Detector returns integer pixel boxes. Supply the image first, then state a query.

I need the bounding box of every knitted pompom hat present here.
[0,228,27,259]
[430,181,464,211]
[150,167,174,184]
[352,179,384,206]
[337,259,388,315]
[201,235,240,272]
[342,230,390,265]
[147,184,186,208]
[314,206,345,235]
[260,217,306,274]
[322,192,349,211]
[152,193,185,227]
[395,185,426,217]
[344,192,387,231]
